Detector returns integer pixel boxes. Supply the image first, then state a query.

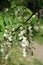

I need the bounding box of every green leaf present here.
[0,32,3,41]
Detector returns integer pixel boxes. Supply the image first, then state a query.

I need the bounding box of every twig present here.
[14,12,36,32]
[23,12,35,24]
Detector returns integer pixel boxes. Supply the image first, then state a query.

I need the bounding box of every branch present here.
[14,25,22,31]
[13,12,36,32]
[23,12,35,24]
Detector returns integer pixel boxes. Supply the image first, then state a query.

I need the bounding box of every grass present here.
[33,17,43,45]
[0,37,43,65]
[33,34,43,45]
[34,59,43,65]
[5,45,43,65]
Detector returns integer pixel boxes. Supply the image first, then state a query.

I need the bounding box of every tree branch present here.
[13,12,36,32]
[23,12,35,24]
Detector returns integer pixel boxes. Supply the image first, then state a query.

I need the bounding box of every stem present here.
[14,12,36,32]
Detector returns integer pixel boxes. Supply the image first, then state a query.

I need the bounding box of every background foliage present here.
[0,0,43,65]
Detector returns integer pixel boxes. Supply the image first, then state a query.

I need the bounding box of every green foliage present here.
[39,0,43,8]
[0,1,41,65]
[7,46,43,65]
[34,59,43,65]
[0,5,38,42]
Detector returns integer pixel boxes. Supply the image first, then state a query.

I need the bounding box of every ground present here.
[33,41,43,63]
[7,40,43,65]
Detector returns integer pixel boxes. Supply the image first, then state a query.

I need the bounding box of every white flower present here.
[20,31,23,35]
[5,54,9,59]
[4,29,8,33]
[23,54,26,57]
[29,33,33,36]
[19,32,23,37]
[19,37,23,40]
[20,26,23,30]
[3,33,8,37]
[32,15,35,18]
[22,43,26,47]
[23,51,26,54]
[18,33,22,36]
[5,26,8,28]
[20,30,26,35]
[12,28,15,31]
[22,39,26,43]
[22,48,25,52]
[6,42,9,45]
[8,36,12,41]
[22,39,28,44]
[8,44,11,48]
[22,30,26,34]
[0,48,4,52]
[5,8,9,11]
[7,42,12,46]
[34,26,39,31]
[28,26,32,30]
[23,52,27,57]
[21,40,28,47]
[18,34,23,40]
[23,37,27,40]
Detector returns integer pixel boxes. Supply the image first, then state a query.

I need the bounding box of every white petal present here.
[23,52,27,57]
[5,29,8,33]
[3,33,8,37]
[32,15,35,18]
[5,54,9,59]
[23,37,27,40]
[12,28,15,31]
[22,30,26,34]
[1,49,4,52]
[28,26,32,30]
[19,37,22,40]
[5,8,9,11]
[8,36,12,41]
[22,48,25,52]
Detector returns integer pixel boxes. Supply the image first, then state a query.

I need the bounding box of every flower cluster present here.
[0,26,13,59]
[18,29,28,57]
[34,26,39,31]
[18,26,33,57]
[0,25,34,58]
